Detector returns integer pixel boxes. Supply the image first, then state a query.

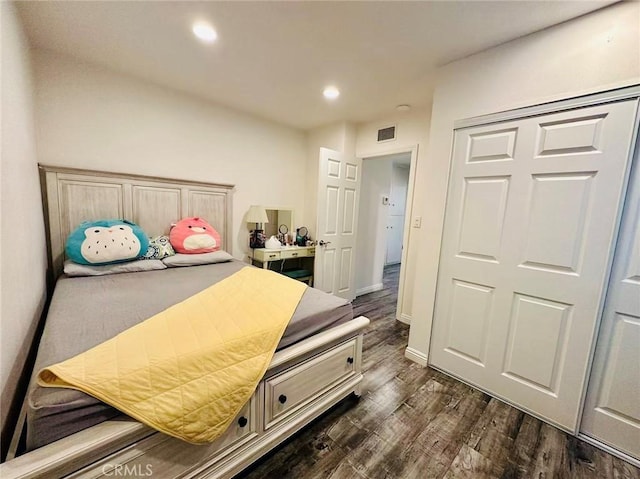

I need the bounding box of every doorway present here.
[355,149,415,323]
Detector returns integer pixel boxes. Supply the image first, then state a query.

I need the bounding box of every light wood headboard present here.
[39,165,234,279]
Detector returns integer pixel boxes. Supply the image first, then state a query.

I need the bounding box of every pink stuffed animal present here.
[169,217,221,254]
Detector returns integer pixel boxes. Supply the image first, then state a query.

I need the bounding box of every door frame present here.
[357,144,418,325]
[454,84,640,130]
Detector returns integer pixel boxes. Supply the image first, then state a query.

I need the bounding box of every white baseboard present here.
[356,283,383,297]
[404,347,428,366]
[396,313,411,325]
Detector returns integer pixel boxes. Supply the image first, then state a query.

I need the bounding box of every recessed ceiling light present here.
[192,22,217,43]
[396,104,411,112]
[323,86,340,100]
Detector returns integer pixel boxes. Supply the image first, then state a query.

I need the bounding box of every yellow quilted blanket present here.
[37,267,306,444]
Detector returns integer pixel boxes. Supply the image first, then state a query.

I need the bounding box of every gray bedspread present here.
[27,260,352,450]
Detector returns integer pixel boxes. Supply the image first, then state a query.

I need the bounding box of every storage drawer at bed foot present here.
[68,395,258,479]
[264,339,358,428]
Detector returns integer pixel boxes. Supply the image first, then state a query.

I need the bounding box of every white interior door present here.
[315,147,362,300]
[580,148,640,460]
[430,99,638,432]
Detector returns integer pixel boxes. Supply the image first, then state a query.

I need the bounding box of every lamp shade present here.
[246,205,269,224]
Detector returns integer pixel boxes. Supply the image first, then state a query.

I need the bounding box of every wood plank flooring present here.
[239,265,639,479]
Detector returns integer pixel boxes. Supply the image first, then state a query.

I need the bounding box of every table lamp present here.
[247,205,268,248]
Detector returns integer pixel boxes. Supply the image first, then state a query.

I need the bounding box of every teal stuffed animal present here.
[66,219,149,265]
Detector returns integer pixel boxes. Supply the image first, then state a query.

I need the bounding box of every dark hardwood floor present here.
[240,264,639,479]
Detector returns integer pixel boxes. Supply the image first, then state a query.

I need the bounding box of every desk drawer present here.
[255,250,281,262]
[264,339,357,428]
[281,249,305,259]
[281,247,314,259]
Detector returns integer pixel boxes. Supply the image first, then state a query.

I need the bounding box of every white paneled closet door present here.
[580,145,640,461]
[429,98,639,432]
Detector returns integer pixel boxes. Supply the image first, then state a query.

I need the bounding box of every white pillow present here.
[64,259,167,277]
[162,251,234,267]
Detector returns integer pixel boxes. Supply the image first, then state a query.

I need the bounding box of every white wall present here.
[355,158,392,295]
[389,163,409,217]
[32,50,308,258]
[407,1,640,364]
[356,108,431,321]
[387,164,410,264]
[0,3,48,434]
[356,108,430,156]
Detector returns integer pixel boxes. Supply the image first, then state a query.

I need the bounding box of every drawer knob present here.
[346,356,354,364]
[238,416,248,428]
[278,394,287,404]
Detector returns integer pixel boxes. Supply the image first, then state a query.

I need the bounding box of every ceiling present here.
[17,1,615,130]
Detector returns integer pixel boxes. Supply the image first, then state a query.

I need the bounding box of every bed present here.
[1,165,369,479]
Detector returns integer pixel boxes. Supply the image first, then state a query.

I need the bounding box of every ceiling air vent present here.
[377,125,396,142]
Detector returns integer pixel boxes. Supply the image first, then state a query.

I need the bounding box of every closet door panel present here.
[430,99,639,432]
[581,153,640,460]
